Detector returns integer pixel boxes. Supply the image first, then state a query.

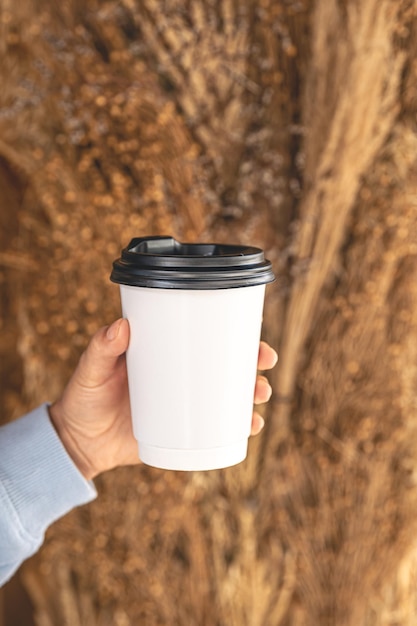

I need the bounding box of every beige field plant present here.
[1,0,417,624]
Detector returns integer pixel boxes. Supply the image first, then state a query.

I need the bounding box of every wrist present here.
[48,402,96,480]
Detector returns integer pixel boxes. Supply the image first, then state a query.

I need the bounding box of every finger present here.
[258,341,278,371]
[250,412,265,436]
[76,318,130,387]
[254,375,272,404]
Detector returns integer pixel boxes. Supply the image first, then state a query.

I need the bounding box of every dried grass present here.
[1,0,417,625]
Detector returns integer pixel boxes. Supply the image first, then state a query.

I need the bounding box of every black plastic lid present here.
[110,236,275,290]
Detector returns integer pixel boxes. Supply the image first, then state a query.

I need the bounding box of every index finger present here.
[258,341,278,371]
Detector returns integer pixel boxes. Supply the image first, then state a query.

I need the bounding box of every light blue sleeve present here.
[0,404,97,586]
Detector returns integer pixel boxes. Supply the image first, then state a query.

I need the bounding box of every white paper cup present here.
[111,236,275,471]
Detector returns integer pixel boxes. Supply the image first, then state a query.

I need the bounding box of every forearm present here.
[0,404,97,586]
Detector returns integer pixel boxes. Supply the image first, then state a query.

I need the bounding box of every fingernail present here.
[106,319,122,341]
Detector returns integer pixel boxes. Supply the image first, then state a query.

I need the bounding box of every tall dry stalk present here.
[271,0,405,440]
[259,1,417,624]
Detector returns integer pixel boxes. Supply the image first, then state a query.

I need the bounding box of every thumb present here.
[76,318,130,388]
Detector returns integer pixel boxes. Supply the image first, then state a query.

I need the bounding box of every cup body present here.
[111,236,274,471]
[120,283,266,471]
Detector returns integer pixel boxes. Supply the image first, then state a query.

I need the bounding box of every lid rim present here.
[111,277,275,290]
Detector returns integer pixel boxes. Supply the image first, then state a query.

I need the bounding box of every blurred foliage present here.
[2,1,417,625]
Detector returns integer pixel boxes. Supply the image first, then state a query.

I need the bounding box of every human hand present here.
[49,318,277,479]
[251,340,278,435]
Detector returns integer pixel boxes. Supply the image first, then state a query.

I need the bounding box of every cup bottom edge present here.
[138,440,248,471]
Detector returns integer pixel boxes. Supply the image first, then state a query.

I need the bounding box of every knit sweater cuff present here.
[0,404,97,539]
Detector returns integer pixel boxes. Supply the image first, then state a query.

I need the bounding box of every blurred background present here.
[1,0,417,624]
